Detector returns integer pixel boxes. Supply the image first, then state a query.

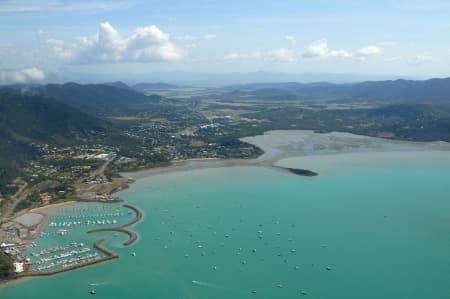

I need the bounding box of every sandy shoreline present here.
[120,158,257,181]
[29,201,77,213]
[120,130,450,184]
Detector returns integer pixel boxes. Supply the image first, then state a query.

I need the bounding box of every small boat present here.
[326,266,332,271]
[251,290,257,294]
[131,252,136,256]
[90,290,96,295]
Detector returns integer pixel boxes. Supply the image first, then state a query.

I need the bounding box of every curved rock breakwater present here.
[87,204,143,246]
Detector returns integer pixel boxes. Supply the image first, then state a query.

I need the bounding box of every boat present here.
[90,290,96,295]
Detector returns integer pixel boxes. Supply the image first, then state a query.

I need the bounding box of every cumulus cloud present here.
[267,48,297,62]
[223,51,263,61]
[354,45,382,61]
[47,38,72,59]
[303,39,382,61]
[303,39,352,59]
[223,52,241,60]
[0,67,46,84]
[224,39,384,63]
[46,22,182,64]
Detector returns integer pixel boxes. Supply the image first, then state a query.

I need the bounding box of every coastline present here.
[29,201,77,213]
[120,158,255,181]
[4,130,450,284]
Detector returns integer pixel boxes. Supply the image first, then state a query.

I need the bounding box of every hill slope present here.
[35,83,162,115]
[0,88,109,192]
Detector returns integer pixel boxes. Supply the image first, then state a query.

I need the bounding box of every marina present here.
[16,202,142,275]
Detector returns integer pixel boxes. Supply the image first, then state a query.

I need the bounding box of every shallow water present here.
[1,150,450,299]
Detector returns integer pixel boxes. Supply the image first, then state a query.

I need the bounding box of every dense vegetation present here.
[0,89,111,195]
[35,82,161,115]
[243,104,450,142]
[0,251,14,279]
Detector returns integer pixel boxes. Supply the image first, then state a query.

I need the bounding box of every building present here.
[13,262,24,273]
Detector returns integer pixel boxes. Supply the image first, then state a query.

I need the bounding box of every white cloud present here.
[303,39,352,59]
[224,39,384,63]
[203,33,217,40]
[303,39,382,61]
[224,52,240,60]
[47,38,72,59]
[354,45,382,61]
[47,22,182,64]
[0,67,46,84]
[267,48,297,62]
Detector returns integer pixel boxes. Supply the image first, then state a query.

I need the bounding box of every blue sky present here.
[0,0,449,83]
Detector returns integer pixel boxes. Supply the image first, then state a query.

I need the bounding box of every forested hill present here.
[224,77,450,103]
[34,82,163,115]
[0,88,107,145]
[0,88,109,189]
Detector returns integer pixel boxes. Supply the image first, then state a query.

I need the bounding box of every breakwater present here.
[25,239,118,277]
[87,204,142,246]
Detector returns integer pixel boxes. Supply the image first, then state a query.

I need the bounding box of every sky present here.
[0,0,450,84]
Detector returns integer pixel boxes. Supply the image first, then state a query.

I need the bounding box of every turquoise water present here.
[1,150,450,299]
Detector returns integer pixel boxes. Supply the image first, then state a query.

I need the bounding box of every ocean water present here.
[1,150,450,299]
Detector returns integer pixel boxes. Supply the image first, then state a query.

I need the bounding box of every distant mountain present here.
[222,78,450,104]
[48,71,410,85]
[103,81,133,90]
[33,83,162,115]
[132,82,179,91]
